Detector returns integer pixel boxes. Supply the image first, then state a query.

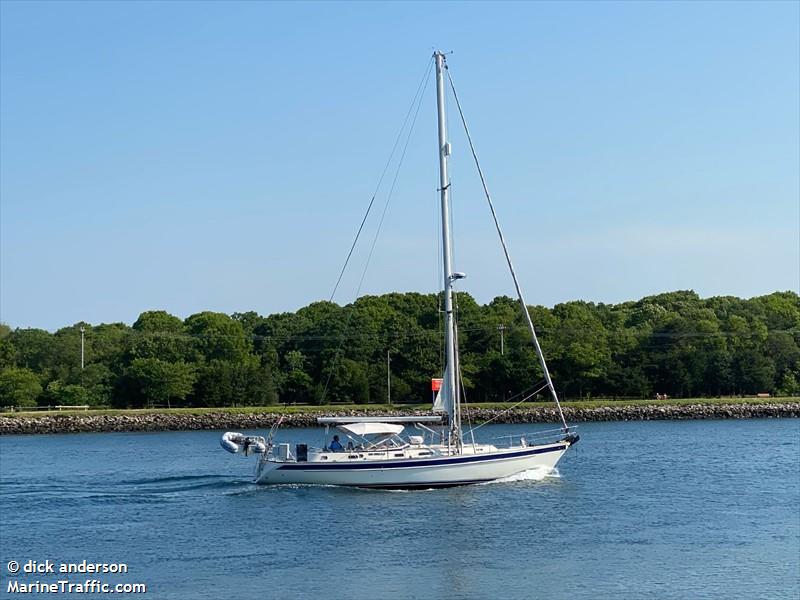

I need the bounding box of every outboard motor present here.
[296,444,308,462]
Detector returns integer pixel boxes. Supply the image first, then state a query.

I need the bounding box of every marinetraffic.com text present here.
[5,560,147,595]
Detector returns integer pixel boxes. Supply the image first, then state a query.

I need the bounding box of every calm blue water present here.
[1,419,798,599]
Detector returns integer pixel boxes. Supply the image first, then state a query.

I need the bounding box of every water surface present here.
[1,419,798,599]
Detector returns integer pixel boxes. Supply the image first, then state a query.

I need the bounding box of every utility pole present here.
[498,324,506,355]
[387,349,391,406]
[80,326,85,369]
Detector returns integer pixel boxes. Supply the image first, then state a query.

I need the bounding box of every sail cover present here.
[432,366,451,414]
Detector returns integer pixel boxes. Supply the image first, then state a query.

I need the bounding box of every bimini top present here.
[316,416,442,424]
[337,422,405,437]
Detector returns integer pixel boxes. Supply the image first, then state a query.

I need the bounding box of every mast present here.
[434,51,461,449]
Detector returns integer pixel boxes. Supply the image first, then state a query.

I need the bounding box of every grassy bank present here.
[4,396,798,419]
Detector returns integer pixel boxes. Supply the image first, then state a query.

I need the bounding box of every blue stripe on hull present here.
[275,444,567,471]
[345,478,494,490]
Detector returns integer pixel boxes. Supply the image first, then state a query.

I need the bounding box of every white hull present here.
[253,442,569,489]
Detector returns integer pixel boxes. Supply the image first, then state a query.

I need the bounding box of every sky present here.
[1,1,798,331]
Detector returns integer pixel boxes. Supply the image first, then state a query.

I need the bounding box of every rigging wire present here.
[327,56,435,303]
[465,380,552,437]
[446,67,570,431]
[457,355,477,450]
[359,64,432,295]
[319,59,434,403]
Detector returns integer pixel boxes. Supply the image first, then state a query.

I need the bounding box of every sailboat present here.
[221,52,579,488]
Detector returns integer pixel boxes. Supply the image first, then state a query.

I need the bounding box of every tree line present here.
[0,290,798,408]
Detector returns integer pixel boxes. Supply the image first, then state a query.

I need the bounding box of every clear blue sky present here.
[1,1,798,331]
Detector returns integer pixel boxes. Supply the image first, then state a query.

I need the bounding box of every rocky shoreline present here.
[1,403,798,435]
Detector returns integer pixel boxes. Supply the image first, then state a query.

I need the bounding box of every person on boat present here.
[329,435,343,452]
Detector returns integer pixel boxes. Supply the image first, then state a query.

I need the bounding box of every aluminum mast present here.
[434,51,461,449]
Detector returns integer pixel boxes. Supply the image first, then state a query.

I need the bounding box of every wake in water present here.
[223,482,339,496]
[121,474,226,486]
[484,467,561,484]
[87,474,253,499]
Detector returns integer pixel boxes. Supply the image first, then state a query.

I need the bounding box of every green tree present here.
[0,368,42,407]
[548,301,611,398]
[185,312,250,362]
[733,348,776,395]
[192,356,277,407]
[89,323,130,375]
[76,363,115,405]
[324,358,369,404]
[232,311,265,338]
[473,351,515,402]
[777,371,800,396]
[124,358,196,408]
[45,381,90,406]
[10,329,54,374]
[3,290,797,408]
[0,324,15,370]
[279,350,316,404]
[129,311,190,363]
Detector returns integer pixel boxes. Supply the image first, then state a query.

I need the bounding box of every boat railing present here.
[490,426,579,446]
